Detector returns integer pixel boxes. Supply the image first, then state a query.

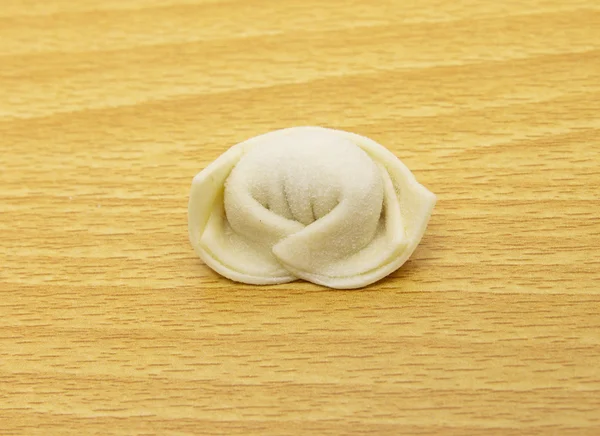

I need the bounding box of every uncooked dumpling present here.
[188,126,436,289]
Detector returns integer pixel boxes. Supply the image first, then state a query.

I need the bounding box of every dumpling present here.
[188,126,436,289]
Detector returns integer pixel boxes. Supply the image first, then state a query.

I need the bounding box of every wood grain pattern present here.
[1,0,599,434]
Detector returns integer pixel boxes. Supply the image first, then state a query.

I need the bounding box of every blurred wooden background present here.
[1,0,599,434]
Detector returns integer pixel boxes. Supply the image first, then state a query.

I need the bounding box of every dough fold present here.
[189,126,436,289]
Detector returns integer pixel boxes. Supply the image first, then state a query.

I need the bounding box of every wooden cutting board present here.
[1,0,599,434]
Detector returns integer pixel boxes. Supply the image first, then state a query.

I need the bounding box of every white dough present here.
[188,126,436,289]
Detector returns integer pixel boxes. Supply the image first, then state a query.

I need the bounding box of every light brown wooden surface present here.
[1,0,600,434]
